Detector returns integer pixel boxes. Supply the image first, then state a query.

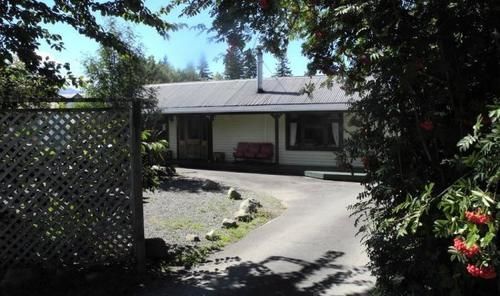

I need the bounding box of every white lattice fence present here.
[0,104,143,271]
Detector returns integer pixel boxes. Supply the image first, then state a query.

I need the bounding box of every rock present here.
[239,198,262,214]
[151,165,176,178]
[222,218,238,228]
[205,229,219,241]
[201,180,219,191]
[186,234,201,242]
[228,187,242,200]
[145,237,168,259]
[234,209,251,222]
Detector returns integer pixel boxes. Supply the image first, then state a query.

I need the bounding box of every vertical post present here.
[271,113,282,165]
[257,47,264,93]
[206,114,215,162]
[130,100,145,273]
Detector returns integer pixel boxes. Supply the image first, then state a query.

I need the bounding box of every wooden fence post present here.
[130,100,146,273]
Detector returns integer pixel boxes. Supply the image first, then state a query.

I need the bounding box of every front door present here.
[178,115,209,160]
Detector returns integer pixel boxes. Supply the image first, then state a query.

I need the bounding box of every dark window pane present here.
[286,112,342,151]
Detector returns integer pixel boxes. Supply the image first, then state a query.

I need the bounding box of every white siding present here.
[212,114,275,162]
[278,116,338,167]
[172,112,361,168]
[212,113,351,167]
[168,116,177,159]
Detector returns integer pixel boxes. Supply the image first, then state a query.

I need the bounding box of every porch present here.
[163,112,357,168]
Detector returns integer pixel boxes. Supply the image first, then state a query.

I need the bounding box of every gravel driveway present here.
[144,175,283,246]
[139,168,374,296]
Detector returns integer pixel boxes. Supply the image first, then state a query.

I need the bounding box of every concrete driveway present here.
[141,168,374,296]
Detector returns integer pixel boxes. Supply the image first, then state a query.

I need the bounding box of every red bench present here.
[233,142,274,161]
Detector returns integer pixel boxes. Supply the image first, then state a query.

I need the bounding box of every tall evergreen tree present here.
[198,54,212,80]
[241,49,257,79]
[275,54,292,77]
[223,46,243,79]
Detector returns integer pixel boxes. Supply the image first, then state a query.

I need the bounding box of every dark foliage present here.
[0,0,176,93]
[171,0,500,294]
[275,53,292,77]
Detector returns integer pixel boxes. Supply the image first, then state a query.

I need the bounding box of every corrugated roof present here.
[148,76,359,114]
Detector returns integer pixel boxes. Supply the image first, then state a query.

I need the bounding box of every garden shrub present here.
[384,104,500,294]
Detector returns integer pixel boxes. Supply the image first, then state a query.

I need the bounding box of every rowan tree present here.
[172,1,500,294]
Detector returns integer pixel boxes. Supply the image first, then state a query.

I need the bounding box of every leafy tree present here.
[275,53,292,77]
[83,22,173,191]
[0,0,176,94]
[144,56,172,84]
[0,60,63,102]
[212,72,224,80]
[242,49,257,79]
[198,54,212,80]
[172,0,500,294]
[179,62,200,82]
[82,22,155,107]
[223,46,243,79]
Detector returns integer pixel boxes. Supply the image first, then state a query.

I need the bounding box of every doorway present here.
[177,115,210,160]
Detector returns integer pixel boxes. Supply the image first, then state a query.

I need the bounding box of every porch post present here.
[271,113,282,165]
[206,114,215,162]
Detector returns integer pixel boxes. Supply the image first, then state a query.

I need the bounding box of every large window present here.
[286,112,343,151]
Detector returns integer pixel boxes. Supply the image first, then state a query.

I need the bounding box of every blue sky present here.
[38,1,310,79]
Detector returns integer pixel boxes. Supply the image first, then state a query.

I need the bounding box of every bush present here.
[371,104,500,295]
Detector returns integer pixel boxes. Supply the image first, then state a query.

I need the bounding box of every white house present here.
[149,52,361,169]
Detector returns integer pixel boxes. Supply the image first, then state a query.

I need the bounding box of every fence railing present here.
[0,99,144,272]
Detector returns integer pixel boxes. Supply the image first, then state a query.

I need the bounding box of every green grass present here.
[152,217,205,232]
[167,210,279,268]
[216,211,274,247]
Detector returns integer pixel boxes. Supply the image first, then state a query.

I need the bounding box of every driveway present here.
[141,168,374,296]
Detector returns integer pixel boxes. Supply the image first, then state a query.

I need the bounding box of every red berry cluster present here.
[466,264,497,279]
[465,211,491,224]
[453,237,480,258]
[259,0,270,10]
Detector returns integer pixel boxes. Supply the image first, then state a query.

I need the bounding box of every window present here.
[286,112,343,151]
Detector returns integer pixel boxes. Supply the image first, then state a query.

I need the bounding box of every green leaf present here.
[471,189,494,207]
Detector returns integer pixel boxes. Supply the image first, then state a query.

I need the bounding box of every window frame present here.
[285,111,344,151]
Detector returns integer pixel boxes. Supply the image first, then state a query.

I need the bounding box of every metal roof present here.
[148,76,359,114]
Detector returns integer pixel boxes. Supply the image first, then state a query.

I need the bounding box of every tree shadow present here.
[157,176,228,194]
[140,250,373,296]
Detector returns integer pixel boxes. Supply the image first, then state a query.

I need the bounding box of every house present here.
[58,88,84,99]
[149,52,361,169]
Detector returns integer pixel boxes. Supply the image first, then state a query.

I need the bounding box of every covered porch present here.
[165,111,351,168]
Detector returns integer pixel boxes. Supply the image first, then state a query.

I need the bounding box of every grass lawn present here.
[144,175,285,268]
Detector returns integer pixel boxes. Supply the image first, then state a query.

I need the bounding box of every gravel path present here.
[143,174,283,247]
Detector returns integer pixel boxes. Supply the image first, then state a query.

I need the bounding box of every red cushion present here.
[235,142,249,153]
[244,143,260,158]
[259,143,273,155]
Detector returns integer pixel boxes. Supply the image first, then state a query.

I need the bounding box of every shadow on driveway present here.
[158,176,227,194]
[140,250,373,296]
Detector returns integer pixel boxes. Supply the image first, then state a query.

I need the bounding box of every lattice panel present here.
[0,109,135,270]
